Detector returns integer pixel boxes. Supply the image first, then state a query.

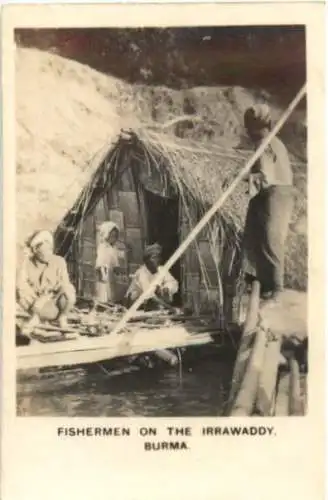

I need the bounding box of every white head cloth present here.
[98,221,119,241]
[28,230,54,250]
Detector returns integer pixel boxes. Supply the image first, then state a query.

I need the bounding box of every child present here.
[95,221,120,304]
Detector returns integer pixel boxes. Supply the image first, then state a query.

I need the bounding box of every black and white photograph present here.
[15,24,308,418]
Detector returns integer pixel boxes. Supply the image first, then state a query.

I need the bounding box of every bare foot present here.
[22,315,40,336]
[58,316,69,330]
[260,290,284,309]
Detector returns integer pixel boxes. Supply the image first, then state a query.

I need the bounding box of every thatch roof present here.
[16,47,307,289]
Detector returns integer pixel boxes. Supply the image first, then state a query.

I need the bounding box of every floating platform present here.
[17,319,223,371]
[227,284,308,417]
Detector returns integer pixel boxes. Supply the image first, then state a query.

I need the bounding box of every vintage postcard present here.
[1,3,325,500]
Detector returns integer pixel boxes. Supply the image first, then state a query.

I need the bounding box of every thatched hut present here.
[55,126,248,322]
[16,48,307,327]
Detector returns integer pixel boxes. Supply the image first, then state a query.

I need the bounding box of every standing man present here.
[16,230,76,334]
[242,104,294,304]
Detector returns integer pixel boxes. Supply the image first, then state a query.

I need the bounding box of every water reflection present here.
[17,349,234,417]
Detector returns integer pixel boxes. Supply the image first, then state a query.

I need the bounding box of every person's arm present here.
[57,257,76,303]
[95,244,109,282]
[125,270,142,302]
[16,259,37,310]
[161,270,179,302]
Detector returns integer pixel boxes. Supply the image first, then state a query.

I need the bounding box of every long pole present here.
[111,84,306,339]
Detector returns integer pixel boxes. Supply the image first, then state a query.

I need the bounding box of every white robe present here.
[126,264,178,302]
[95,243,120,303]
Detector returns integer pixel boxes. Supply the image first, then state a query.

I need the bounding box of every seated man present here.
[16,230,76,335]
[125,243,178,310]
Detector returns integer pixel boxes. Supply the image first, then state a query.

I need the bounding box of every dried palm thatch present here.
[56,123,248,316]
[17,48,307,292]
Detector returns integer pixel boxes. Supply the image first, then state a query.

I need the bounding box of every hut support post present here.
[228,280,261,407]
[255,335,282,416]
[110,84,306,343]
[274,372,291,416]
[289,356,303,415]
[229,326,267,416]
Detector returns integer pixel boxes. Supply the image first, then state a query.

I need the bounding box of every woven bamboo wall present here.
[77,166,145,301]
[75,166,237,324]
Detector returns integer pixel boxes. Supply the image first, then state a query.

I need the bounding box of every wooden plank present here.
[227,280,261,410]
[126,228,144,264]
[109,209,125,232]
[79,209,97,297]
[81,263,96,282]
[82,212,95,236]
[17,326,216,370]
[107,188,120,209]
[82,279,95,299]
[183,289,200,315]
[118,167,135,192]
[198,240,216,269]
[289,357,304,416]
[119,191,141,227]
[199,289,220,314]
[185,273,200,293]
[179,200,201,310]
[136,183,149,240]
[81,244,96,266]
[274,372,290,416]
[229,326,267,416]
[255,336,282,416]
[188,245,202,273]
[94,197,109,224]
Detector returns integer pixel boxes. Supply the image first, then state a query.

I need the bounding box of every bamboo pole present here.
[275,372,290,416]
[228,280,261,408]
[289,356,303,415]
[110,84,306,342]
[255,335,282,416]
[229,326,267,416]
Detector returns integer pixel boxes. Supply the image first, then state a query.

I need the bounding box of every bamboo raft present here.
[17,286,308,417]
[16,305,224,371]
[226,281,308,417]
[17,85,307,412]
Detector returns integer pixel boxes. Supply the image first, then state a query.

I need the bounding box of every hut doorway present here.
[143,188,181,305]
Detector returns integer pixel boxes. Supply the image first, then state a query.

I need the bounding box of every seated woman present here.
[125,243,178,310]
[16,230,76,335]
[95,221,120,305]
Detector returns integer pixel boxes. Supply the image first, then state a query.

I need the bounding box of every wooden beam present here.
[289,356,303,416]
[255,335,282,416]
[229,326,267,416]
[274,372,290,416]
[17,326,215,370]
[227,280,261,410]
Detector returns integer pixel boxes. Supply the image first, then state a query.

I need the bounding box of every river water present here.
[17,347,235,417]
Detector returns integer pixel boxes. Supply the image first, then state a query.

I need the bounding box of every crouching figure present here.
[125,243,178,310]
[16,230,76,335]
